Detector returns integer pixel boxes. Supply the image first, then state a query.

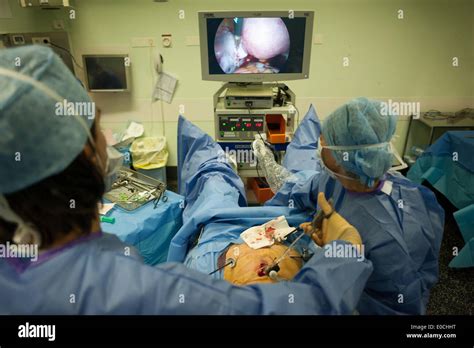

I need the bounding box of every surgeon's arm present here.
[148,248,372,315]
[300,192,363,246]
[97,235,371,315]
[135,194,371,315]
[99,193,371,315]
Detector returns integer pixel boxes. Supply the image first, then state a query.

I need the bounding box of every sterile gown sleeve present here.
[0,233,373,315]
[265,104,322,210]
[132,242,373,315]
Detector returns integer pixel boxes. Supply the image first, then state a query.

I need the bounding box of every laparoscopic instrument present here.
[309,198,334,241]
[207,203,339,279]
[207,226,306,277]
[104,168,167,211]
[262,228,305,278]
[209,258,236,275]
[263,199,335,279]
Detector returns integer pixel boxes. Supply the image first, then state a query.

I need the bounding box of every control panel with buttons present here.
[217,115,265,140]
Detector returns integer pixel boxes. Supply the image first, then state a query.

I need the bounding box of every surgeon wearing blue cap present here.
[261,99,445,315]
[0,46,375,314]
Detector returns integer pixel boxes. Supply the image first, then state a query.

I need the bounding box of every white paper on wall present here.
[152,72,178,104]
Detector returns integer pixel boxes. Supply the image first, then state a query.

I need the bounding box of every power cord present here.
[423,108,474,121]
[290,103,300,126]
[48,41,83,70]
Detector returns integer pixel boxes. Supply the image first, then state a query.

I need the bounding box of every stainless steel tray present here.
[104,167,167,211]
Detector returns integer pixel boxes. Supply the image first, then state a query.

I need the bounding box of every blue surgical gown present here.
[0,114,373,315]
[0,231,371,314]
[266,106,445,315]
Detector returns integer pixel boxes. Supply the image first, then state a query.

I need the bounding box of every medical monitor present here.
[83,54,130,92]
[199,11,314,82]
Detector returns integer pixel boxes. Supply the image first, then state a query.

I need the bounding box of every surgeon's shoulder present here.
[388,170,432,188]
[288,169,320,184]
[91,232,144,262]
[388,172,440,200]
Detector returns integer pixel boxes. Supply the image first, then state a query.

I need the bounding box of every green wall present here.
[1,0,473,165]
[0,0,57,33]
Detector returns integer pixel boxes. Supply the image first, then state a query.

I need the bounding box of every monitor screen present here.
[199,11,313,82]
[83,55,129,92]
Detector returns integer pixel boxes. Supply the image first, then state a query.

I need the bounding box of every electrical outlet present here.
[32,37,51,45]
[131,37,156,47]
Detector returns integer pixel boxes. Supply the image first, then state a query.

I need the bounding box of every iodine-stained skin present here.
[223,243,302,286]
[241,18,290,61]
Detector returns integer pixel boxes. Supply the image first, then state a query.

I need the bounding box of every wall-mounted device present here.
[31,36,50,45]
[83,54,130,92]
[19,0,72,9]
[199,10,314,82]
[11,35,26,45]
[161,34,172,48]
[2,32,74,73]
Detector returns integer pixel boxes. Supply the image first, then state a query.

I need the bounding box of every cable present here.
[48,41,83,70]
[423,108,474,122]
[220,237,307,282]
[160,99,166,136]
[255,156,262,179]
[423,110,447,120]
[256,128,266,144]
[263,230,305,277]
[209,258,235,275]
[247,104,263,179]
[149,46,155,136]
[455,108,474,119]
[294,104,300,126]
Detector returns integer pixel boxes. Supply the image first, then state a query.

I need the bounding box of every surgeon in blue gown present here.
[0,46,373,315]
[259,100,445,315]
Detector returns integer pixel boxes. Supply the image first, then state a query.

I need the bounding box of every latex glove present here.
[300,192,362,246]
[252,138,272,161]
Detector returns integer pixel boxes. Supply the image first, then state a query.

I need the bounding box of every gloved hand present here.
[251,138,292,193]
[300,192,362,246]
[252,138,271,160]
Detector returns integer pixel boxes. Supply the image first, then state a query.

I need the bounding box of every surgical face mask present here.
[316,139,408,184]
[104,146,124,192]
[316,142,359,182]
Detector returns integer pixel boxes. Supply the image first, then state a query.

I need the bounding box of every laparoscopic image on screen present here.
[208,17,306,74]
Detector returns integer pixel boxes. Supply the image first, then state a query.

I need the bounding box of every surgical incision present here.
[214,18,290,74]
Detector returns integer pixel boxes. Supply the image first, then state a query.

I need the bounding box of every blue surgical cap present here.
[321,97,397,186]
[0,45,94,194]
